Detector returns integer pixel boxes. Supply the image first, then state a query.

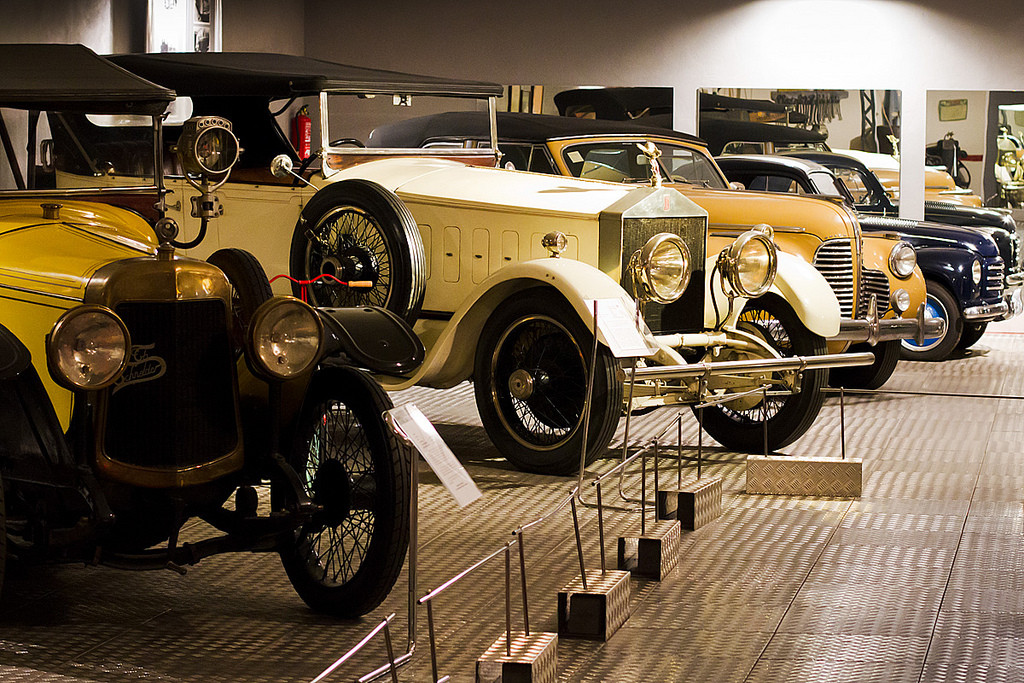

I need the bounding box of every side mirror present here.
[729,181,745,191]
[270,153,314,188]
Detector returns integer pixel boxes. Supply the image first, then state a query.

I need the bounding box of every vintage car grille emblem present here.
[111,343,167,395]
[104,299,238,470]
[813,239,856,319]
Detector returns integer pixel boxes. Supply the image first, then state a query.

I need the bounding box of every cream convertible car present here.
[60,52,872,475]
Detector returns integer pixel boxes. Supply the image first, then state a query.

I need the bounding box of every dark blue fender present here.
[913,246,993,309]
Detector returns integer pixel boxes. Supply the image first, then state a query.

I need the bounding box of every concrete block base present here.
[557,569,631,641]
[746,455,862,497]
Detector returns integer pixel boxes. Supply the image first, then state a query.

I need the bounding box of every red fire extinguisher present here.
[291,105,312,160]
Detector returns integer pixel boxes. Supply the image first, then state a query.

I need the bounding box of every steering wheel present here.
[329,138,366,148]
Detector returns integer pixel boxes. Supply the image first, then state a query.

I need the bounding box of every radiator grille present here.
[104,299,238,469]
[619,215,707,334]
[985,257,1005,297]
[812,239,855,318]
[860,268,890,314]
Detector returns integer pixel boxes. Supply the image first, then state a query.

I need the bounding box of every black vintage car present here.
[0,44,422,617]
[716,153,1018,360]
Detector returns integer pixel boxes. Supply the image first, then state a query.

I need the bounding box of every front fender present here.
[915,247,976,305]
[389,258,644,390]
[766,251,842,337]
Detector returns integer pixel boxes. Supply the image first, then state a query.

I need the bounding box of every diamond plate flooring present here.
[3,330,1024,682]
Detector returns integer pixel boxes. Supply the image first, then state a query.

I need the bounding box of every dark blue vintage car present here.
[716,154,1019,361]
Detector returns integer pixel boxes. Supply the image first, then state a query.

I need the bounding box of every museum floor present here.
[2,320,1024,682]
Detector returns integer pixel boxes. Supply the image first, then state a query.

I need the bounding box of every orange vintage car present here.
[369,111,940,389]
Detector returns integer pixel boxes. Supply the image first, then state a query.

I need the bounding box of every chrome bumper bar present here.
[832,301,945,346]
[964,299,1011,322]
[630,351,875,382]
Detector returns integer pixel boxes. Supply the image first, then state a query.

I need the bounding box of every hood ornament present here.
[637,142,663,188]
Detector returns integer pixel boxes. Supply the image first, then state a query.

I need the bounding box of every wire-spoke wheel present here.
[474,290,622,475]
[697,294,827,453]
[280,367,410,617]
[290,180,425,324]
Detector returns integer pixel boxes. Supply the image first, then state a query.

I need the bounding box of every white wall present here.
[303,0,1024,219]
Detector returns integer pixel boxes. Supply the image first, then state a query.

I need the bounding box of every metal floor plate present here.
[4,332,1024,682]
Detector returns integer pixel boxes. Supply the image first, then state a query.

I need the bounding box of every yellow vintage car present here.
[0,44,436,617]
[77,51,874,474]
[835,148,984,207]
[368,111,940,390]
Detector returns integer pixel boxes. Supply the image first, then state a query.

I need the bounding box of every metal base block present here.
[476,631,558,683]
[657,476,723,530]
[557,569,631,641]
[746,455,862,497]
[616,520,681,580]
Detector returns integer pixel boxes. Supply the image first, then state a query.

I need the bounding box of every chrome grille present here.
[860,268,890,314]
[812,239,855,318]
[985,257,1005,296]
[620,215,707,334]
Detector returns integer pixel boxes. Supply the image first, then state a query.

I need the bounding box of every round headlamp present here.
[47,305,130,390]
[888,241,917,279]
[630,233,692,304]
[247,297,324,380]
[718,230,778,298]
[176,116,240,176]
[971,258,983,286]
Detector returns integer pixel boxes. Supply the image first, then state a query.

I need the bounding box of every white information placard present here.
[584,298,659,358]
[385,404,482,507]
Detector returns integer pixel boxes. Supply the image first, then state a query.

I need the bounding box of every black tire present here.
[900,282,962,361]
[829,340,900,390]
[207,248,273,356]
[474,290,623,476]
[289,180,425,324]
[0,473,6,597]
[280,367,411,617]
[697,295,827,453]
[957,322,988,350]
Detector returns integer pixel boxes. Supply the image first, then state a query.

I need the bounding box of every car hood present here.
[0,199,156,300]
[679,185,857,242]
[857,214,998,257]
[328,158,704,219]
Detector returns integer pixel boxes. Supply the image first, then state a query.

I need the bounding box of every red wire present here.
[269,273,353,303]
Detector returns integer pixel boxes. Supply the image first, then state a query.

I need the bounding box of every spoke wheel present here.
[900,282,962,361]
[290,180,424,324]
[207,248,272,356]
[697,295,827,453]
[280,367,410,617]
[474,290,622,475]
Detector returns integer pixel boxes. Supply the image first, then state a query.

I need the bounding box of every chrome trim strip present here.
[0,185,158,198]
[0,282,82,303]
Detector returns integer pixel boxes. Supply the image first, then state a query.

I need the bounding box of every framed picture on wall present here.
[148,0,221,53]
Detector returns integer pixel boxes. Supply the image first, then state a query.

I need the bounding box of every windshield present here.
[560,140,728,188]
[831,166,883,205]
[806,169,848,199]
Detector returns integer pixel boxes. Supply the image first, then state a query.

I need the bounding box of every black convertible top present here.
[369,110,704,148]
[553,87,673,121]
[109,52,503,100]
[0,44,174,114]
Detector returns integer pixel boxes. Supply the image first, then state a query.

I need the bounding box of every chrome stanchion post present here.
[762,386,769,456]
[383,621,399,683]
[677,415,682,489]
[426,599,440,683]
[576,301,600,496]
[596,481,606,573]
[570,495,588,590]
[505,541,512,657]
[640,442,647,537]
[618,359,640,502]
[653,438,660,522]
[516,529,530,636]
[841,386,846,460]
[697,407,703,480]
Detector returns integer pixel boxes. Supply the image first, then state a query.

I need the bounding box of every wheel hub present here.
[508,369,535,399]
[311,459,352,526]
